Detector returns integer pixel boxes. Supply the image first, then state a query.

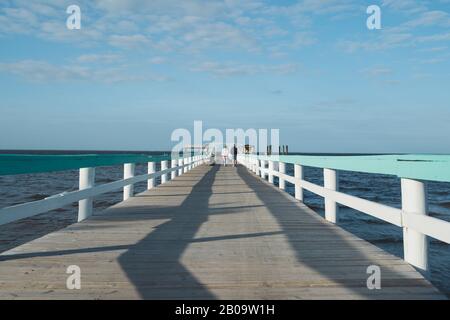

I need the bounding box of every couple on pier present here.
[221,144,238,167]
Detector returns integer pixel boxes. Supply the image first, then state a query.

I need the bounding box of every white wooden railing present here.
[0,155,207,226]
[238,154,450,275]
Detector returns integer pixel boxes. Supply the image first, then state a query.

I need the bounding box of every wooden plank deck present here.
[0,164,445,299]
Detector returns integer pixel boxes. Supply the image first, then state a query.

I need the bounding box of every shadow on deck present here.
[0,164,445,299]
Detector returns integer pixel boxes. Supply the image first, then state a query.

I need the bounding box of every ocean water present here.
[0,152,449,296]
[281,163,450,296]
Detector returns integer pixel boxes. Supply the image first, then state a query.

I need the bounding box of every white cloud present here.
[361,66,393,77]
[417,32,450,42]
[0,0,326,56]
[292,32,317,47]
[149,56,167,64]
[405,10,450,28]
[0,59,168,83]
[338,1,450,54]
[190,61,299,76]
[76,54,122,63]
[182,21,257,52]
[382,0,428,14]
[108,34,150,48]
[339,32,413,52]
[0,60,89,82]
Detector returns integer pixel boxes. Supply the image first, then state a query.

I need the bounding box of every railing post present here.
[261,160,266,179]
[178,158,184,176]
[171,159,177,179]
[161,160,168,184]
[268,160,274,184]
[184,157,189,173]
[78,167,95,222]
[279,162,285,190]
[294,164,304,202]
[147,161,155,190]
[324,168,338,223]
[401,178,429,273]
[255,159,260,176]
[123,163,135,201]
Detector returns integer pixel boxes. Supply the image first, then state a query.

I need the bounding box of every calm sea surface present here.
[0,151,449,296]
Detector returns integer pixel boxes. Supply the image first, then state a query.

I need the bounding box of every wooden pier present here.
[0,164,445,299]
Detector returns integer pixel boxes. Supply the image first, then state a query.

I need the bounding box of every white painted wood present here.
[171,159,177,179]
[0,164,443,300]
[275,171,403,226]
[268,161,274,184]
[2,152,449,275]
[147,162,155,190]
[184,157,189,173]
[178,158,184,176]
[0,159,206,226]
[123,163,135,201]
[279,162,286,190]
[301,178,403,227]
[78,167,95,222]
[324,168,338,224]
[294,164,304,202]
[240,156,449,253]
[260,160,266,179]
[161,160,168,184]
[403,212,450,244]
[401,178,428,273]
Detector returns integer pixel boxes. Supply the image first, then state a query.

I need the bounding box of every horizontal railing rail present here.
[0,154,208,226]
[238,154,450,275]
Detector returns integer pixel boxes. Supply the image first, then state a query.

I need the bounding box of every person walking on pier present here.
[232,144,238,167]
[221,145,229,166]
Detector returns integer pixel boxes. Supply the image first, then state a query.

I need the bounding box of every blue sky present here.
[0,0,450,152]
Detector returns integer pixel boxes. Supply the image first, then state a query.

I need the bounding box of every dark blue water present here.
[0,152,449,296]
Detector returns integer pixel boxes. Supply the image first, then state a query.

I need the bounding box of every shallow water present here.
[0,156,449,296]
